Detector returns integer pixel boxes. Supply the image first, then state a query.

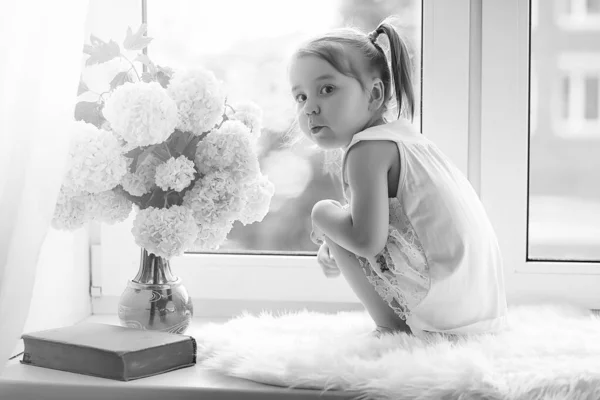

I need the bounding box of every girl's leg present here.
[325,238,412,334]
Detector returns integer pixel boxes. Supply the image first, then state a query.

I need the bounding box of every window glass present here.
[529,1,600,260]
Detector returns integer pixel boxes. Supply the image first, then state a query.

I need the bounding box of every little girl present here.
[288,18,508,338]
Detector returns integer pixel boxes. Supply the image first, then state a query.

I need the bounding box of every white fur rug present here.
[193,303,600,400]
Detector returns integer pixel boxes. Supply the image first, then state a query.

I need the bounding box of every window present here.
[480,0,600,310]
[92,1,489,313]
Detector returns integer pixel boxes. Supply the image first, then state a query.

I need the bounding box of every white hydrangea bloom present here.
[239,174,275,225]
[155,156,196,192]
[227,101,263,141]
[63,121,128,194]
[218,119,250,136]
[51,187,89,230]
[121,171,149,197]
[194,121,260,184]
[182,170,244,227]
[121,154,162,196]
[131,205,199,259]
[87,188,133,224]
[102,81,178,147]
[167,68,226,135]
[194,219,234,250]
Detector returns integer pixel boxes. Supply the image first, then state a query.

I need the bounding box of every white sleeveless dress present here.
[340,118,508,336]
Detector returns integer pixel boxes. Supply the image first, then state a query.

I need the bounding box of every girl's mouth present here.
[310,126,324,134]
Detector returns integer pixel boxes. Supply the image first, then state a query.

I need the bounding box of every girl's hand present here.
[317,242,340,278]
[310,223,326,245]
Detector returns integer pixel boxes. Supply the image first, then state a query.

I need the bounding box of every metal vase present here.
[118,248,193,334]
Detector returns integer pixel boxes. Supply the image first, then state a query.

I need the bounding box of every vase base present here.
[119,316,192,334]
[118,281,194,335]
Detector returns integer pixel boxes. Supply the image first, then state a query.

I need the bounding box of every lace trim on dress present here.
[357,198,431,321]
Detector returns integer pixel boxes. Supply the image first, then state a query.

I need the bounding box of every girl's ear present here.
[368,79,385,111]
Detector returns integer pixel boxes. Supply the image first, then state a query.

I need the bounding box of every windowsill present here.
[1,314,356,400]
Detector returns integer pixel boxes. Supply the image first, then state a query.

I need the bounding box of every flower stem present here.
[215,113,229,130]
[98,91,111,102]
[225,103,236,114]
[163,142,172,158]
[120,54,141,81]
[163,190,175,208]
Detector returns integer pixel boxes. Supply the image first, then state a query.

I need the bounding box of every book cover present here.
[20,322,196,381]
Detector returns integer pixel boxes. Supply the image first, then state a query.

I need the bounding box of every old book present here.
[20,322,196,381]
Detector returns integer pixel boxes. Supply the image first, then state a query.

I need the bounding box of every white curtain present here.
[0,0,89,375]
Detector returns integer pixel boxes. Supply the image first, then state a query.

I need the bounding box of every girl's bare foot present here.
[371,325,412,338]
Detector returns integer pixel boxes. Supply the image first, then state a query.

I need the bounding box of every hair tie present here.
[367,29,379,43]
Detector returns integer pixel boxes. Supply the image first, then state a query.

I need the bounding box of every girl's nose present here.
[304,98,320,115]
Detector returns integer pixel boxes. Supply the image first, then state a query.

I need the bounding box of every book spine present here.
[121,338,196,380]
[191,336,197,364]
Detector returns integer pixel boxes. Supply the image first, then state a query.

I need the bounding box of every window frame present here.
[480,0,600,309]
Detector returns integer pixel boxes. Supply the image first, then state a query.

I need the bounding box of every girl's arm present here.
[311,140,392,258]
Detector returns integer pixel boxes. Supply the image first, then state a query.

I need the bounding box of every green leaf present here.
[83,44,93,55]
[109,71,133,91]
[89,34,106,46]
[135,142,171,171]
[152,143,171,162]
[141,72,154,83]
[77,80,89,96]
[135,145,158,170]
[182,135,202,161]
[166,191,183,207]
[135,53,157,75]
[143,187,167,209]
[123,24,153,51]
[124,147,147,172]
[85,39,120,66]
[166,130,194,157]
[74,101,105,128]
[156,65,174,88]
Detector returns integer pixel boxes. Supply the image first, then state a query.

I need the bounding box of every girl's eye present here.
[295,93,306,103]
[320,85,335,95]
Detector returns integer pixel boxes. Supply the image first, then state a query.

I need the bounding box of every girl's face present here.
[289,55,374,149]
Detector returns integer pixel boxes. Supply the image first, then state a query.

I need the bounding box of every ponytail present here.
[370,21,415,121]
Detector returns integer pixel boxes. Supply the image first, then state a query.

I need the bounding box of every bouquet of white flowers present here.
[53,24,275,259]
